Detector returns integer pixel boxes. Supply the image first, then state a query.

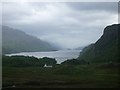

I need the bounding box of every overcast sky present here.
[2,2,118,49]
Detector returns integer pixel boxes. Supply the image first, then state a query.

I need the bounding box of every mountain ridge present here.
[78,24,119,63]
[2,25,59,54]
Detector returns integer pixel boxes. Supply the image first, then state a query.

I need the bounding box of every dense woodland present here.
[3,55,57,67]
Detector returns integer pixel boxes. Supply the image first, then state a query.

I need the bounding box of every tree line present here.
[3,55,57,67]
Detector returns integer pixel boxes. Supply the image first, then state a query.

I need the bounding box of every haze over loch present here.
[6,50,81,64]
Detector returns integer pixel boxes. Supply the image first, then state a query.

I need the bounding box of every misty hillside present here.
[78,24,119,63]
[75,46,85,50]
[2,26,59,54]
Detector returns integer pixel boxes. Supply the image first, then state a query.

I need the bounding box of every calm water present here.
[6,50,81,64]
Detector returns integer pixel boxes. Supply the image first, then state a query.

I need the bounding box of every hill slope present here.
[78,24,119,63]
[2,26,59,54]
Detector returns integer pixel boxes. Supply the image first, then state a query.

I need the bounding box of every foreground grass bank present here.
[3,63,120,88]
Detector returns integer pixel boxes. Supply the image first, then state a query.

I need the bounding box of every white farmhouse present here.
[44,64,53,68]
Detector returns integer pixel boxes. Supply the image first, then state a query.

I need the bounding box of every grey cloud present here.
[2,2,33,24]
[66,2,118,13]
[2,2,118,49]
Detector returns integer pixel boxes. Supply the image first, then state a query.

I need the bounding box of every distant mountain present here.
[2,26,59,54]
[75,46,85,50]
[78,24,119,63]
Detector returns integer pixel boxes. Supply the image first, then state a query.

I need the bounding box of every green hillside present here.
[78,24,119,63]
[2,26,59,54]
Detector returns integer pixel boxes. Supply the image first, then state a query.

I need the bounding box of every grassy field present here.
[2,63,120,88]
